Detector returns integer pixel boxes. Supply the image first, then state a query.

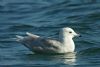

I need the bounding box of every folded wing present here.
[16,32,61,53]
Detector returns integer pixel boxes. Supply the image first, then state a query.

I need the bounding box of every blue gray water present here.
[0,0,100,67]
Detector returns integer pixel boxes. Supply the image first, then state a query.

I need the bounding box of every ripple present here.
[0,0,100,67]
[78,47,100,56]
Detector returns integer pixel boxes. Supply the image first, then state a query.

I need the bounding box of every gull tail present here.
[16,34,34,51]
[16,35,24,42]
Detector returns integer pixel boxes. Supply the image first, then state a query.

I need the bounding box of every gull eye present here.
[69,31,72,33]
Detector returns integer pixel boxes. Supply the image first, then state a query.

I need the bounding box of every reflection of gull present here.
[62,52,77,65]
[16,27,80,54]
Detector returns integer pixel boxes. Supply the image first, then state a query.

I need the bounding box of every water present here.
[0,0,100,67]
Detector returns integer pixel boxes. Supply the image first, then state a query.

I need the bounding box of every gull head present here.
[62,27,80,38]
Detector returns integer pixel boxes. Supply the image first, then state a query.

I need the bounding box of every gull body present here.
[16,27,79,54]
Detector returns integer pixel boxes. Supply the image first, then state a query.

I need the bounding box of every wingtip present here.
[26,32,30,35]
[26,32,40,38]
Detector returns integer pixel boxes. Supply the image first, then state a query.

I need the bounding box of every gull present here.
[16,27,80,54]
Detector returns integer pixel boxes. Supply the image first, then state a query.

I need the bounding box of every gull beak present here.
[74,33,81,37]
[77,34,81,37]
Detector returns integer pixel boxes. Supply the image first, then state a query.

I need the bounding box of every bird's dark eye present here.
[69,31,72,33]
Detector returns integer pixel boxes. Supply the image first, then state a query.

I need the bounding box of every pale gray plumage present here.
[16,27,79,54]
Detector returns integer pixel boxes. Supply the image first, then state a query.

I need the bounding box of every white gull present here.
[16,27,80,54]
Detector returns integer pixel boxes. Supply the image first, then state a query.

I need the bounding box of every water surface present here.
[0,0,100,67]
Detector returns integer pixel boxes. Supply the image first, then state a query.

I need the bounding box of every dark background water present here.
[0,0,100,67]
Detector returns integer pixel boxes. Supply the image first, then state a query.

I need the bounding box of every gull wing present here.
[16,32,61,53]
